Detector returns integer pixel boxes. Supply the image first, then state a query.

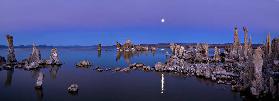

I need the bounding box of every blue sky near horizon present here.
[0,0,278,46]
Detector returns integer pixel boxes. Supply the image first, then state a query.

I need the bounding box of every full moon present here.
[161,18,165,23]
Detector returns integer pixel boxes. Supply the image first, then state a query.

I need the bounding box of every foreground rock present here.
[46,48,62,65]
[76,60,92,67]
[153,27,279,99]
[35,72,44,89]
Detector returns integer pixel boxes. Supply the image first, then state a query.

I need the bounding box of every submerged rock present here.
[6,35,17,65]
[68,84,79,93]
[35,72,44,89]
[76,60,92,67]
[46,48,62,65]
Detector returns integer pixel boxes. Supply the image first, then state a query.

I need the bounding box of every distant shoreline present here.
[0,43,263,48]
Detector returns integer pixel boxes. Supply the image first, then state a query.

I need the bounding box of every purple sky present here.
[0,0,278,45]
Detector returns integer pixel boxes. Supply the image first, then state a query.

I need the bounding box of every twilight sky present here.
[0,0,278,46]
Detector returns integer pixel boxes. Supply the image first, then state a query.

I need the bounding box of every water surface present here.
[0,47,242,101]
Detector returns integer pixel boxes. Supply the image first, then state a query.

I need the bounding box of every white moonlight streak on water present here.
[161,73,164,94]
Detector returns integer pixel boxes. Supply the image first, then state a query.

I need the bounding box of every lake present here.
[0,47,243,101]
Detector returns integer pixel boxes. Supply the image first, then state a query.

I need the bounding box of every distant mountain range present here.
[0,43,263,48]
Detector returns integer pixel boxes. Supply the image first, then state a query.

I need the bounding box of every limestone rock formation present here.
[271,37,279,59]
[123,40,134,52]
[135,45,148,51]
[266,33,272,55]
[6,35,17,64]
[24,44,42,70]
[46,48,62,65]
[233,26,240,48]
[29,44,41,63]
[213,47,221,62]
[271,37,279,70]
[250,47,264,96]
[76,60,91,67]
[155,62,165,71]
[195,43,209,62]
[243,27,249,59]
[116,42,122,51]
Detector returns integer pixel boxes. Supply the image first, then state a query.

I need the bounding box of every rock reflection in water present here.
[50,66,60,79]
[35,88,43,101]
[5,70,14,87]
[31,69,40,79]
[98,50,101,58]
[116,51,135,64]
[161,73,165,94]
[116,51,155,65]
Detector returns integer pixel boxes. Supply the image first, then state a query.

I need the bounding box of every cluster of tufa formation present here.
[154,26,279,99]
[1,35,62,70]
[116,40,157,52]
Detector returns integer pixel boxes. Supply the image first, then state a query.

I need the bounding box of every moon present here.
[161,18,165,23]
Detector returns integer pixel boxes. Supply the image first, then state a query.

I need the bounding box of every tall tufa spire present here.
[249,35,252,48]
[233,26,240,47]
[243,26,249,48]
[266,32,271,55]
[243,26,249,58]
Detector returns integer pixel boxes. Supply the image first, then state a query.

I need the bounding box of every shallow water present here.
[0,47,242,101]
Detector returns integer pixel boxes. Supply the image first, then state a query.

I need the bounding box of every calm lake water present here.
[0,47,242,101]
